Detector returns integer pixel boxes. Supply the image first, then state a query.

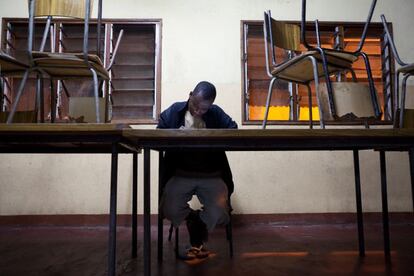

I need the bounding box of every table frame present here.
[123,128,414,276]
[0,124,140,276]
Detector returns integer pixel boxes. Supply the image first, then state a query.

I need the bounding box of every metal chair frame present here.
[6,0,124,124]
[301,0,382,126]
[263,10,322,129]
[380,14,414,128]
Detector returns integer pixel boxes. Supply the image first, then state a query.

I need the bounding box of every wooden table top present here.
[0,123,127,134]
[1,125,413,152]
[122,128,414,151]
[0,123,134,153]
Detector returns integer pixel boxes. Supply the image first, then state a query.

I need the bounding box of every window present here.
[241,21,393,125]
[1,18,162,124]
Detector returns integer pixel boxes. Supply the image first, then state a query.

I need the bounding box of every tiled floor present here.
[0,217,413,276]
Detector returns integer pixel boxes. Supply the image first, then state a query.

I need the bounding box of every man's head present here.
[188,81,216,117]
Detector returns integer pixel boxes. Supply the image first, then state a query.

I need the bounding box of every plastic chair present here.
[7,0,123,124]
[381,14,414,128]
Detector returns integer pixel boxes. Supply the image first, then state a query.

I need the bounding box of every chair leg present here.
[307,56,323,128]
[35,75,41,122]
[157,215,164,262]
[409,148,414,212]
[315,47,336,118]
[90,68,101,123]
[394,71,401,128]
[6,70,30,124]
[175,226,179,258]
[0,77,4,112]
[353,150,365,256]
[158,151,165,262]
[226,213,234,258]
[359,52,381,118]
[399,74,411,128]
[379,150,391,256]
[104,80,109,122]
[168,223,174,241]
[50,79,56,123]
[262,77,277,129]
[305,84,313,129]
[132,152,138,259]
[37,74,45,123]
[349,68,358,82]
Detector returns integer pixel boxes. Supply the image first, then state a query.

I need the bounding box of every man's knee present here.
[161,195,192,228]
[200,203,230,230]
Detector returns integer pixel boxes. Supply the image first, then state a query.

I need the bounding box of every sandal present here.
[179,245,210,260]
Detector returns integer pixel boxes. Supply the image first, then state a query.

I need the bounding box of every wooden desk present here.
[123,128,414,276]
[0,124,140,276]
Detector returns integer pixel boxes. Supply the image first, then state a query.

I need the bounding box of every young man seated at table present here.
[157,81,237,259]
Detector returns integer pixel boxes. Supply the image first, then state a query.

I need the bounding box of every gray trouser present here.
[161,175,229,231]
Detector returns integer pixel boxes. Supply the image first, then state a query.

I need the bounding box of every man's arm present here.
[213,105,238,129]
[157,111,168,129]
[157,105,176,129]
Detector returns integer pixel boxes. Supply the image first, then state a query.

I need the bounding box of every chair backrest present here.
[318,82,380,127]
[301,0,377,53]
[265,12,301,51]
[33,0,91,19]
[28,0,101,58]
[263,10,301,70]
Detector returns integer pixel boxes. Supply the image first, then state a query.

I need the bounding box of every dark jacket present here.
[157,101,237,194]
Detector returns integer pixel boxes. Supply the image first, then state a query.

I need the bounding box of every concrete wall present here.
[1,0,413,215]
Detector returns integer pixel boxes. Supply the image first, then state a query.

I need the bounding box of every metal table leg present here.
[144,148,151,276]
[132,152,138,258]
[379,150,390,256]
[353,150,365,256]
[109,143,118,276]
[157,151,164,261]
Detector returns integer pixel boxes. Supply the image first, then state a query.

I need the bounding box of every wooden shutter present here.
[244,23,290,121]
[110,24,156,122]
[2,20,52,115]
[57,21,105,118]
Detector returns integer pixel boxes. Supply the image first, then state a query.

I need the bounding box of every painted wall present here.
[0,0,413,215]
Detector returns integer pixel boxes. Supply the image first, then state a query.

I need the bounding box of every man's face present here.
[188,92,214,117]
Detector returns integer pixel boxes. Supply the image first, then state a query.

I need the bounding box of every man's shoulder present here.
[158,101,187,129]
[211,104,223,111]
[208,104,225,113]
[165,101,187,112]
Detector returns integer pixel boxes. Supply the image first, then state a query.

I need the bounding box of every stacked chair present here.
[6,0,123,124]
[263,0,383,257]
[381,15,414,128]
[262,0,381,129]
[381,13,414,214]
